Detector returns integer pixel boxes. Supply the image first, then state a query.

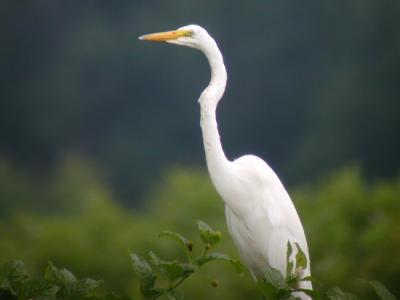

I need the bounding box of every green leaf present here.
[158,231,193,253]
[195,253,244,275]
[130,253,157,288]
[44,262,101,298]
[0,260,28,282]
[294,243,308,270]
[131,253,159,300]
[44,262,76,285]
[368,281,397,300]
[69,278,101,297]
[16,278,59,300]
[257,279,279,300]
[166,289,184,300]
[0,260,29,294]
[263,265,286,289]
[196,220,222,248]
[148,251,197,282]
[326,287,358,300]
[162,262,196,282]
[148,251,162,266]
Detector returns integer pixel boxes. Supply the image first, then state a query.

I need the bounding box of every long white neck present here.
[198,38,231,189]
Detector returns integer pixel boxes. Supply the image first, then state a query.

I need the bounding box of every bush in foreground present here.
[0,221,396,300]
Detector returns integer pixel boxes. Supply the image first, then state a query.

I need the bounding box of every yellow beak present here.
[138,29,191,42]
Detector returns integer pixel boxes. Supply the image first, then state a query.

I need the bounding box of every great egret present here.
[139,25,312,298]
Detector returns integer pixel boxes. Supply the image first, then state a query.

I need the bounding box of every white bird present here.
[139,24,312,298]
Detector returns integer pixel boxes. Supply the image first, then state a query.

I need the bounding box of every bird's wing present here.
[230,155,310,276]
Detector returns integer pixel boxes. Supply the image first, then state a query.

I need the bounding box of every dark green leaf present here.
[44,262,101,298]
[70,278,101,296]
[263,265,286,289]
[163,262,196,282]
[148,251,162,266]
[44,262,76,284]
[195,253,244,275]
[0,260,29,294]
[196,220,222,248]
[286,262,294,281]
[131,253,159,300]
[257,279,279,300]
[294,243,307,270]
[16,278,58,300]
[159,231,193,252]
[285,273,299,289]
[368,281,397,300]
[130,253,156,288]
[149,251,196,282]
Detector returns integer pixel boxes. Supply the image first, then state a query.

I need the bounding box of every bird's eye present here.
[185,30,194,37]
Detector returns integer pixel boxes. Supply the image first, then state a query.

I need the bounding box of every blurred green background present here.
[1,0,399,299]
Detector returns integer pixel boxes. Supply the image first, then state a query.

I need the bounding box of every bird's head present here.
[139,24,211,51]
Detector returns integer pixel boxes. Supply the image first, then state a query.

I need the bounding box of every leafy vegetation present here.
[295,168,400,297]
[0,260,102,300]
[130,220,243,300]
[0,160,398,299]
[256,241,313,300]
[0,222,397,300]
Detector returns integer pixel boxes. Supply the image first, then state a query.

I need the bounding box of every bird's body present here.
[140,24,312,298]
[225,155,310,279]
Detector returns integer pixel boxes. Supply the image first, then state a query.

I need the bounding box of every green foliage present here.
[157,232,193,260]
[16,278,59,300]
[0,260,103,300]
[294,243,307,271]
[256,241,316,300]
[253,241,397,300]
[0,164,398,299]
[196,220,222,251]
[0,223,398,300]
[131,221,243,300]
[195,253,244,274]
[0,260,29,293]
[295,168,400,298]
[130,254,161,300]
[44,262,102,298]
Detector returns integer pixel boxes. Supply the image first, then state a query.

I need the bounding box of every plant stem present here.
[151,276,189,300]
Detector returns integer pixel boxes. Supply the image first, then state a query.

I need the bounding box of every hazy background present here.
[1,0,399,299]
